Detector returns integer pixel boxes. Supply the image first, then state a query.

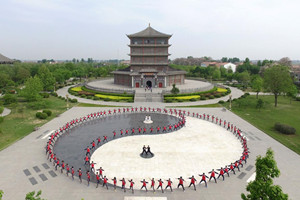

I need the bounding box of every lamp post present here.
[229,94,232,110]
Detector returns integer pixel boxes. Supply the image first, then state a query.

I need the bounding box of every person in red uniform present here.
[208,169,218,183]
[199,173,209,187]
[157,126,160,133]
[188,175,197,190]
[103,135,108,142]
[91,140,96,150]
[120,129,124,136]
[143,127,147,134]
[138,127,142,134]
[157,179,164,193]
[224,166,230,177]
[177,176,185,191]
[229,163,236,174]
[61,160,65,173]
[78,168,82,183]
[97,137,101,145]
[132,128,135,134]
[163,126,167,132]
[150,127,154,133]
[150,178,155,192]
[86,170,90,186]
[234,161,240,172]
[49,153,54,162]
[120,178,126,192]
[84,146,91,156]
[103,176,108,190]
[165,178,173,192]
[90,161,96,172]
[96,172,100,188]
[112,177,117,190]
[97,167,104,178]
[84,155,89,165]
[129,179,134,193]
[55,159,60,171]
[140,179,148,192]
[71,166,75,180]
[217,167,225,181]
[125,129,129,134]
[66,164,70,176]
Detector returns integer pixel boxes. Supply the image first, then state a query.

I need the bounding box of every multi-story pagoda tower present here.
[113,24,186,88]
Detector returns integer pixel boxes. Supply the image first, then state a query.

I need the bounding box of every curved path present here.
[57,84,244,107]
[0,107,11,117]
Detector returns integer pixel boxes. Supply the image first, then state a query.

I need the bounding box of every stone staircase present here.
[134,90,163,102]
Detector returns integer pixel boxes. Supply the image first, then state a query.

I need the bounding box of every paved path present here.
[57,85,244,107]
[0,107,299,200]
[0,107,11,117]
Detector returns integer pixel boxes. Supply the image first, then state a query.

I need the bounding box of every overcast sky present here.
[1,0,300,61]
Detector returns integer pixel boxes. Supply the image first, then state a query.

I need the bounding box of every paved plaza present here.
[0,104,300,200]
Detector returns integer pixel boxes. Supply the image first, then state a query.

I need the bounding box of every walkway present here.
[0,107,11,117]
[57,85,244,107]
[0,107,299,200]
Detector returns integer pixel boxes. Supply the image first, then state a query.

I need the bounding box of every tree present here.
[25,190,45,200]
[251,76,263,99]
[256,99,264,110]
[286,84,298,104]
[221,57,228,62]
[171,84,179,95]
[0,190,3,200]
[278,57,292,68]
[21,76,43,102]
[237,71,250,88]
[16,67,30,83]
[212,69,221,80]
[264,65,294,107]
[37,65,55,91]
[241,148,288,200]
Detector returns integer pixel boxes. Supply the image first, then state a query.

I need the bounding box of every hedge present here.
[36,112,48,119]
[274,123,296,135]
[40,93,50,98]
[95,94,133,100]
[71,87,82,92]
[164,87,218,97]
[0,106,4,114]
[81,86,133,97]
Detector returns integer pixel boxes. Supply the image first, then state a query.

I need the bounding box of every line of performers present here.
[45,108,249,192]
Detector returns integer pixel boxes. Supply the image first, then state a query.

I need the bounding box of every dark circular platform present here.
[140,152,155,159]
[53,112,181,182]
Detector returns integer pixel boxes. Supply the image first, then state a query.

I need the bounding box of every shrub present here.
[221,93,226,96]
[219,100,225,104]
[93,96,100,100]
[42,110,52,116]
[36,112,47,119]
[3,94,17,105]
[70,98,78,103]
[209,95,215,99]
[50,92,58,97]
[104,98,111,101]
[40,93,50,98]
[190,98,197,101]
[0,116,4,123]
[177,99,184,102]
[87,96,92,99]
[200,96,206,100]
[165,99,173,103]
[80,94,86,98]
[214,94,221,98]
[274,123,296,135]
[295,97,300,101]
[127,99,134,103]
[0,106,4,114]
[71,87,82,92]
[78,91,94,96]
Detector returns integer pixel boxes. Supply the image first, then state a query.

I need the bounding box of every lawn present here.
[0,96,75,150]
[225,95,300,155]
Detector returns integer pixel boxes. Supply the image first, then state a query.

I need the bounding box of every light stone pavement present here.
[0,106,300,200]
[91,116,243,189]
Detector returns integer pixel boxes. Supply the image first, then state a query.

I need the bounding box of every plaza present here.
[0,87,300,199]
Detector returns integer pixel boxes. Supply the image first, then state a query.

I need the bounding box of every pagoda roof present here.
[127,25,172,38]
[0,53,13,63]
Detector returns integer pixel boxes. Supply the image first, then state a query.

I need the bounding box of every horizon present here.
[1,0,300,61]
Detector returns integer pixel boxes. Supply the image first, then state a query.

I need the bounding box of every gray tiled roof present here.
[0,53,13,62]
[127,25,171,38]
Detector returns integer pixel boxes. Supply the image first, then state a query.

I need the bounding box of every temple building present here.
[112,25,186,88]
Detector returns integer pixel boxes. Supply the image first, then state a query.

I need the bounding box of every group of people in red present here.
[46,107,249,192]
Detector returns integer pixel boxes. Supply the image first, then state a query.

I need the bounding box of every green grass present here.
[0,96,76,150]
[167,103,222,108]
[76,103,127,107]
[225,95,300,155]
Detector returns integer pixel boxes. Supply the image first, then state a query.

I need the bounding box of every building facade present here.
[112,25,186,88]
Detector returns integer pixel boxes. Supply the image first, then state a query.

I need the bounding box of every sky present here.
[1,0,300,61]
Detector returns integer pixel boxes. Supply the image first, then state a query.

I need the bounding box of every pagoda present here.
[112,24,186,88]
